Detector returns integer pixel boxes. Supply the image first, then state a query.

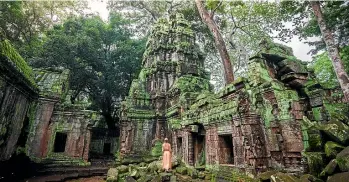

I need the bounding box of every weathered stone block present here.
[303,152,325,176]
[336,147,349,172]
[320,159,337,177]
[327,172,349,182]
[325,141,345,158]
[270,172,299,182]
[175,166,187,175]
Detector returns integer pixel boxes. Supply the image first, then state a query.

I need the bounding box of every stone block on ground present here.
[320,159,337,177]
[117,165,129,173]
[270,172,299,182]
[187,166,198,178]
[327,172,349,182]
[175,166,187,175]
[170,175,176,182]
[126,176,137,182]
[299,174,322,182]
[336,146,349,172]
[303,152,325,175]
[160,172,172,182]
[106,177,118,182]
[325,141,345,158]
[319,120,349,145]
[257,170,278,181]
[107,168,118,182]
[198,171,206,179]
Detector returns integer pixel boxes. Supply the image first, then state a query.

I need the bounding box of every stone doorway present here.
[103,143,111,155]
[218,135,234,164]
[54,132,67,153]
[193,133,205,166]
[177,137,183,157]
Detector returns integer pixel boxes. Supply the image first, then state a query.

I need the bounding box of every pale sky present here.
[88,1,315,61]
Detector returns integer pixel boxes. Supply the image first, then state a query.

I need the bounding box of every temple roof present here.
[33,68,70,99]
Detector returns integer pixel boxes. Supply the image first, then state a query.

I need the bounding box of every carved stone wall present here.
[0,40,38,161]
[25,69,99,162]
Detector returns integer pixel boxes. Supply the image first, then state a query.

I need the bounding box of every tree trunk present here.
[310,1,349,102]
[195,0,234,84]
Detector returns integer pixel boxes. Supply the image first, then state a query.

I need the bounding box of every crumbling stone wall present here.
[89,128,119,156]
[0,40,38,161]
[0,39,100,164]
[47,108,95,160]
[26,69,99,162]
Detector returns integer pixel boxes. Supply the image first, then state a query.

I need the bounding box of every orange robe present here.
[162,143,172,170]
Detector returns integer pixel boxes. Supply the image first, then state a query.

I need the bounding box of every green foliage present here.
[0,1,87,58]
[279,1,349,54]
[309,46,349,89]
[30,14,145,128]
[171,75,211,93]
[151,140,163,157]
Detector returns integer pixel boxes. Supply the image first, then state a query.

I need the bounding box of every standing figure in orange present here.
[162,138,172,172]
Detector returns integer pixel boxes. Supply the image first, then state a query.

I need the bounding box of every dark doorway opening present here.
[193,133,205,166]
[177,137,183,157]
[17,116,30,147]
[54,132,67,153]
[103,143,111,155]
[218,135,234,164]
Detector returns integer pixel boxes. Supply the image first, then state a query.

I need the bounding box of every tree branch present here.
[138,1,159,21]
[210,0,223,18]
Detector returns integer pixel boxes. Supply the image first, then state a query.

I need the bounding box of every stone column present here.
[83,129,91,161]
[27,98,57,158]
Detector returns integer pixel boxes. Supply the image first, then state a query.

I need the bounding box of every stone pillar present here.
[205,126,219,165]
[27,98,56,158]
[188,132,194,165]
[83,129,91,161]
[40,122,54,157]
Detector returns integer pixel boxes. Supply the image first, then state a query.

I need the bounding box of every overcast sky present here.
[88,1,315,61]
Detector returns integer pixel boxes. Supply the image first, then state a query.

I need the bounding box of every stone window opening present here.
[218,135,234,165]
[53,132,67,153]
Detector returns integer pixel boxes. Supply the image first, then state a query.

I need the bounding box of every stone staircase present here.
[23,156,114,181]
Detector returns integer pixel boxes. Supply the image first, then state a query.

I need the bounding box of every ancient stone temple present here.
[119,13,210,156]
[0,39,100,164]
[26,68,99,163]
[120,13,349,178]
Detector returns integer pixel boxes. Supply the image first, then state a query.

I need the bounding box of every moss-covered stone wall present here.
[0,40,38,161]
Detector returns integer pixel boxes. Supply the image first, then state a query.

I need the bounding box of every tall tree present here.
[195,0,234,84]
[31,14,145,128]
[310,1,349,102]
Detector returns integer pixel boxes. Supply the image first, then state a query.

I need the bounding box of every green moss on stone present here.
[336,146,349,172]
[303,152,325,176]
[325,141,345,158]
[0,39,36,86]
